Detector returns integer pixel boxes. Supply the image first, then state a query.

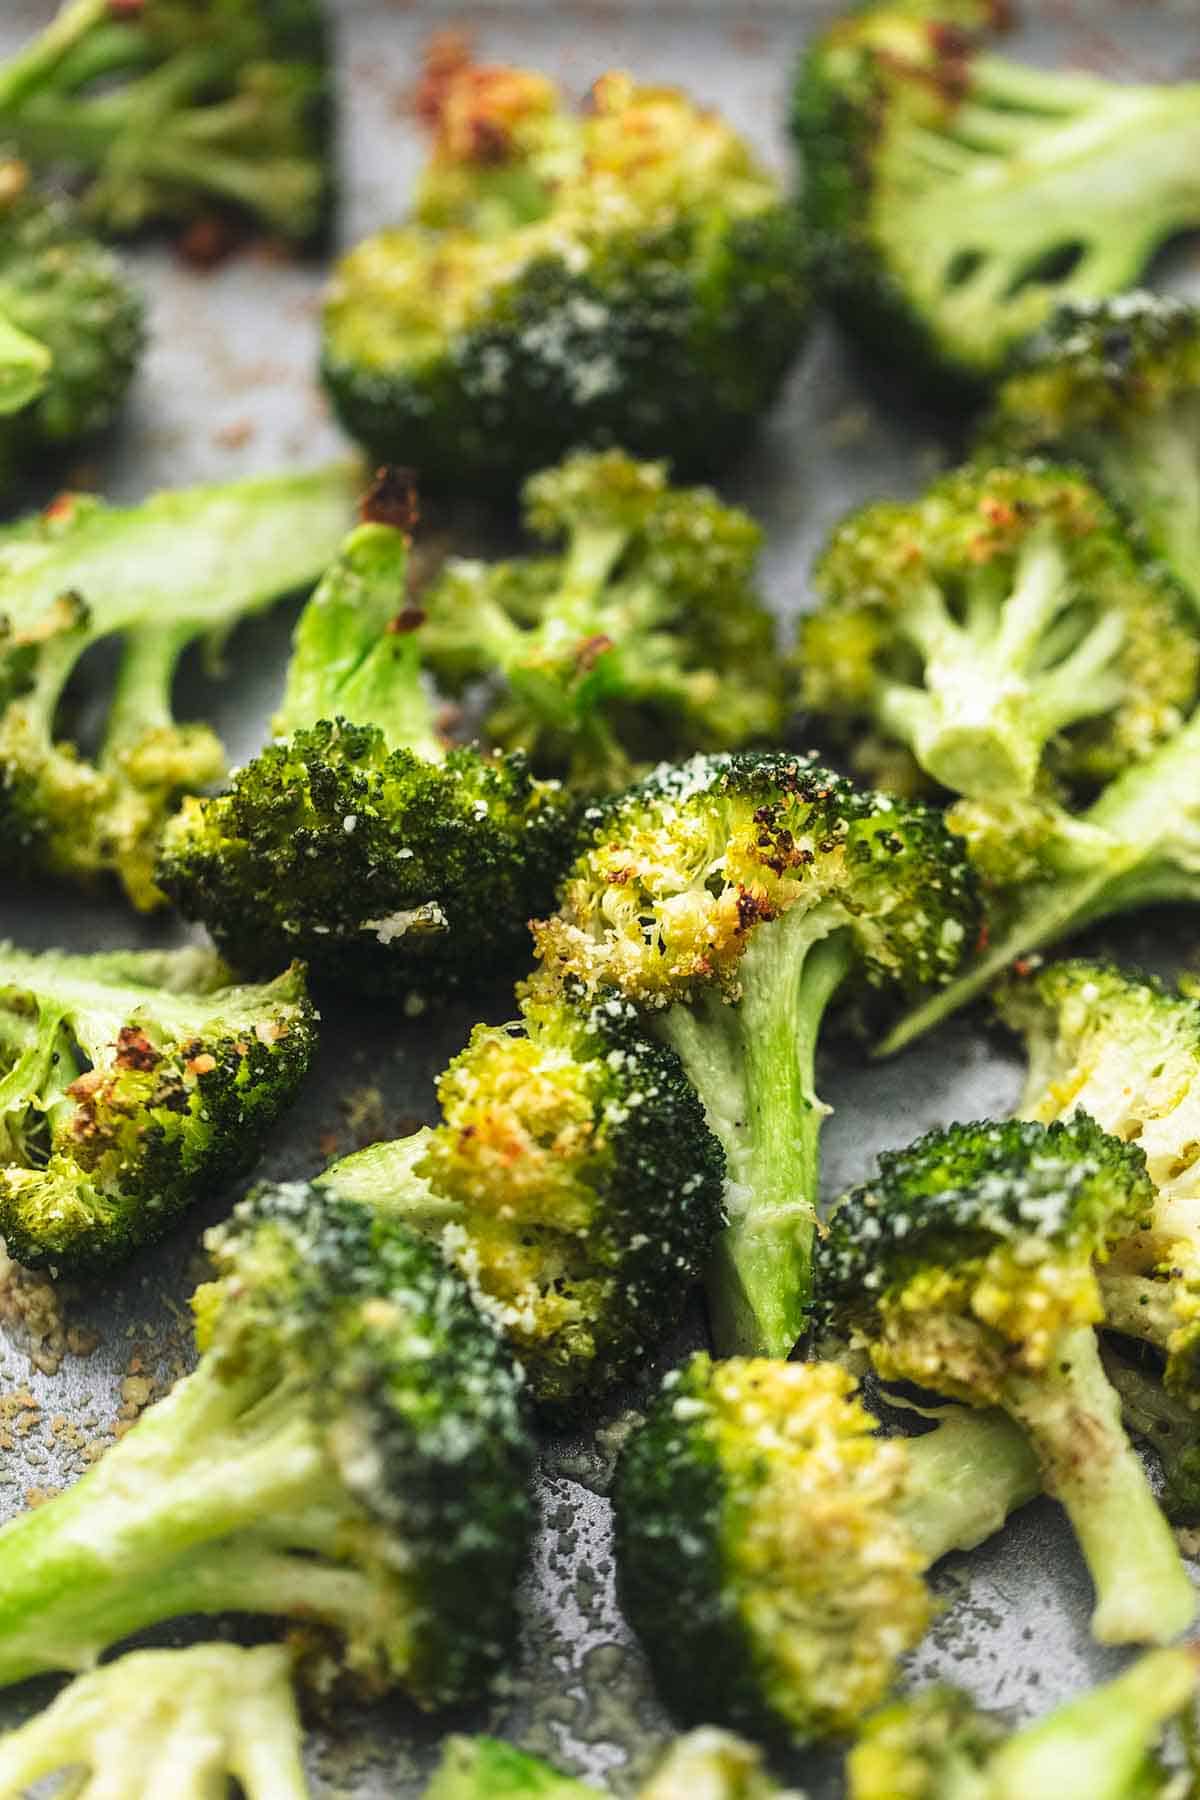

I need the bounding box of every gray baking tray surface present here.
[1,1,1199,1793]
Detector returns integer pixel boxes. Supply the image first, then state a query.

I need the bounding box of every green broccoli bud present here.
[802,461,1197,800]
[0,939,316,1272]
[793,1,1200,391]
[614,1354,1039,1744]
[424,1727,803,1799]
[0,0,333,247]
[323,985,725,1412]
[321,46,809,494]
[420,449,784,790]
[157,489,575,1004]
[530,750,979,1356]
[816,1115,1194,1644]
[848,1649,1200,1800]
[0,1642,309,1797]
[985,292,1200,612]
[0,1180,533,1706]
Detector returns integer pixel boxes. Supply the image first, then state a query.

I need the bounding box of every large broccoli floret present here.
[0,1180,534,1707]
[614,1354,1039,1744]
[792,2,1200,391]
[323,986,725,1413]
[530,751,979,1356]
[0,1642,309,1798]
[0,461,357,909]
[0,0,333,248]
[847,1650,1200,1800]
[801,461,1197,800]
[158,484,574,1003]
[985,293,1200,611]
[0,939,315,1272]
[419,449,784,791]
[815,1115,1193,1644]
[321,43,809,494]
[424,1727,803,1799]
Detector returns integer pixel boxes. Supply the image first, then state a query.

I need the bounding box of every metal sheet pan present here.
[1,2,1199,1792]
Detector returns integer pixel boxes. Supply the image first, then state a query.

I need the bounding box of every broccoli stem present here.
[894,1406,1041,1562]
[100,621,198,763]
[1098,1271,1182,1357]
[1000,1325,1194,1644]
[1095,403,1200,614]
[0,0,111,114]
[655,907,851,1357]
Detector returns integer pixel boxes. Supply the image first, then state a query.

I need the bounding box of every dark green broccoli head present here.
[985,293,1200,609]
[321,48,809,493]
[802,461,1198,801]
[0,941,316,1272]
[420,449,783,791]
[0,0,333,247]
[792,2,1200,391]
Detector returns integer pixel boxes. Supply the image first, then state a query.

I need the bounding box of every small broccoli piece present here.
[802,461,1197,801]
[530,750,979,1356]
[424,1727,802,1800]
[420,449,784,791]
[0,1642,309,1798]
[985,293,1200,611]
[323,986,724,1413]
[425,1738,594,1800]
[0,1180,533,1706]
[816,1115,1194,1644]
[793,2,1200,392]
[158,486,574,1003]
[321,44,809,493]
[848,1650,1200,1800]
[614,1354,1039,1744]
[0,939,315,1272]
[0,0,333,248]
[0,461,358,909]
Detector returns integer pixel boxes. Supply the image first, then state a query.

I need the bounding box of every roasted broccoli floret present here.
[0,1180,533,1706]
[323,986,725,1412]
[801,461,1197,800]
[530,751,979,1356]
[985,293,1200,611]
[0,1642,309,1798]
[614,1354,1039,1744]
[158,483,574,1003]
[0,939,315,1272]
[419,450,784,791]
[0,461,357,909]
[425,1727,802,1799]
[792,2,1200,391]
[816,1115,1193,1644]
[321,43,810,493]
[0,0,333,248]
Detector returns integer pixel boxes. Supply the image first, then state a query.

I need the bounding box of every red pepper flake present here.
[361,465,420,534]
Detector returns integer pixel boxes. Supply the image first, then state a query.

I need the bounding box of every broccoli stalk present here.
[0,1180,533,1707]
[0,1642,309,1798]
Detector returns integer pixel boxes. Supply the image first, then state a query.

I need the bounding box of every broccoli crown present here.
[0,0,333,246]
[321,45,809,492]
[0,940,316,1271]
[420,448,784,790]
[803,460,1198,800]
[792,2,1200,390]
[0,1642,309,1798]
[532,751,979,1010]
[614,1353,933,1744]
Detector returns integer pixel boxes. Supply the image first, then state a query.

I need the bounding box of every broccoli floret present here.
[157,482,575,1003]
[848,1650,1200,1800]
[0,461,358,909]
[321,44,810,494]
[0,1179,533,1706]
[0,1642,309,1797]
[0,0,333,248]
[815,1115,1194,1644]
[530,750,979,1356]
[802,461,1197,800]
[0,939,315,1272]
[323,986,725,1412]
[424,1728,802,1799]
[613,1354,1039,1744]
[420,449,785,791]
[792,2,1200,391]
[985,293,1200,611]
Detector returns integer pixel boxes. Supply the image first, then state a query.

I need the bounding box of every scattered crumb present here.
[213,419,256,451]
